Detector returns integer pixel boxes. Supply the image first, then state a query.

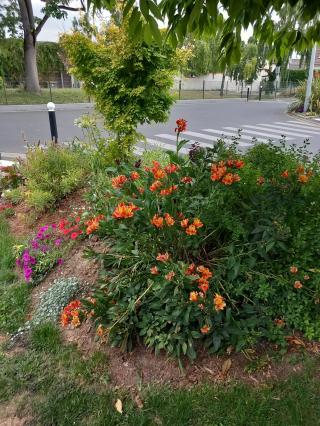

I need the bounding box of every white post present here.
[303,44,317,112]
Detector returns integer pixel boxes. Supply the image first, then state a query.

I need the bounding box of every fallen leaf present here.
[222,358,232,375]
[134,394,144,409]
[115,399,123,414]
[203,366,215,376]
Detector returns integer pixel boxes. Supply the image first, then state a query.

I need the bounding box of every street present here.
[0,99,319,157]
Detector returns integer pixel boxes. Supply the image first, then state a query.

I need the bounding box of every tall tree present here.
[0,0,85,92]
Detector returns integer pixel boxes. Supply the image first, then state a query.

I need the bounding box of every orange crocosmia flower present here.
[180,218,189,228]
[186,225,197,235]
[181,176,193,184]
[281,170,289,178]
[200,325,210,334]
[175,118,187,133]
[153,168,167,180]
[164,163,179,174]
[298,174,309,183]
[160,185,178,196]
[193,218,203,228]
[165,271,175,281]
[150,266,160,275]
[156,252,170,262]
[234,160,245,169]
[232,174,241,183]
[296,165,305,174]
[164,213,175,226]
[198,279,209,293]
[112,202,139,219]
[150,180,162,191]
[151,214,164,228]
[197,266,213,279]
[186,263,196,276]
[86,214,104,235]
[294,280,303,289]
[111,175,127,189]
[214,293,226,311]
[130,171,140,181]
[257,176,265,185]
[222,173,234,185]
[290,266,298,274]
[189,291,199,302]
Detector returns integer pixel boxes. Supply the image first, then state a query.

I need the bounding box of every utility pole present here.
[303,44,317,112]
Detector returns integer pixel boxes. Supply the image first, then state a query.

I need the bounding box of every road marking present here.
[223,127,294,140]
[286,120,320,129]
[145,138,189,154]
[276,121,320,132]
[185,130,253,147]
[243,125,311,138]
[155,133,217,149]
[257,123,319,135]
[202,129,261,145]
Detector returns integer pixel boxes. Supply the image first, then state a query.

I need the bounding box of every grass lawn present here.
[0,323,319,425]
[0,88,90,105]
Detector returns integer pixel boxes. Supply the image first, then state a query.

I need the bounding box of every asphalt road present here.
[0,99,319,157]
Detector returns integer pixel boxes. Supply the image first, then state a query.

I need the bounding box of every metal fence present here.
[172,80,300,100]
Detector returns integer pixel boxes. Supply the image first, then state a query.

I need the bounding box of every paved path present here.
[0,99,319,158]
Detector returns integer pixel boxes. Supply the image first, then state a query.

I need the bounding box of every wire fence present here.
[0,78,300,105]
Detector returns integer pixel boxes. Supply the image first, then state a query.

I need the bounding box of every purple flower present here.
[44,234,51,239]
[24,266,32,282]
[29,256,36,265]
[40,225,49,232]
[16,258,22,267]
[57,258,64,266]
[41,245,48,253]
[31,240,40,250]
[22,250,31,262]
[52,224,57,229]
[54,238,62,247]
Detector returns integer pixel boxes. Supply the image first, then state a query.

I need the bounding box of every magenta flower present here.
[54,238,62,246]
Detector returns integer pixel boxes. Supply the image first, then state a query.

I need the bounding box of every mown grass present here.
[0,88,89,105]
[0,322,319,426]
[0,215,30,333]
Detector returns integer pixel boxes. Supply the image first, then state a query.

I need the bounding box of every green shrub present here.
[3,187,24,205]
[21,144,88,212]
[290,79,320,113]
[82,135,320,361]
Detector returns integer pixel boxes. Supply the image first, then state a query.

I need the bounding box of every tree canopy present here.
[88,0,320,65]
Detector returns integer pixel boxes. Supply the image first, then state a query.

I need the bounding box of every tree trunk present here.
[24,32,40,92]
[220,73,226,97]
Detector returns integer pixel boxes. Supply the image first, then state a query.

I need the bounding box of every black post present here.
[179,80,181,100]
[202,80,205,99]
[259,85,262,101]
[47,102,58,143]
[3,78,8,105]
[246,87,250,102]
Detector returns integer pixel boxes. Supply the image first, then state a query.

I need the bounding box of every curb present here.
[288,112,320,127]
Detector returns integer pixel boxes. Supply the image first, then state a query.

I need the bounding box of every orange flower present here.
[150,266,159,275]
[290,266,298,274]
[200,325,210,334]
[193,218,203,228]
[96,324,105,337]
[274,318,285,327]
[164,163,179,174]
[160,185,178,196]
[189,291,199,302]
[227,159,234,167]
[198,278,209,293]
[186,263,196,276]
[138,187,145,194]
[197,265,213,279]
[294,280,303,289]
[86,214,104,235]
[211,163,227,181]
[164,213,175,226]
[151,214,164,228]
[180,218,189,228]
[296,165,305,174]
[257,176,265,185]
[156,252,170,262]
[186,224,197,235]
[71,314,81,327]
[112,202,139,219]
[175,118,187,133]
[281,170,289,178]
[181,176,193,184]
[150,180,162,191]
[153,168,167,180]
[130,171,140,181]
[234,159,245,169]
[61,313,69,326]
[298,174,309,183]
[111,175,127,189]
[214,293,226,311]
[222,173,234,185]
[165,271,175,281]
[232,173,241,183]
[304,274,310,281]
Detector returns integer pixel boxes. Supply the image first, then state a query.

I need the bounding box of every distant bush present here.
[289,79,320,113]
[286,69,307,82]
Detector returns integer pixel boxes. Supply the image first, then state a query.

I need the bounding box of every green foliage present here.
[286,69,308,82]
[21,144,88,212]
[0,283,30,333]
[0,215,16,284]
[30,277,81,327]
[3,187,24,205]
[83,136,320,360]
[61,22,175,159]
[291,79,320,113]
[30,323,62,353]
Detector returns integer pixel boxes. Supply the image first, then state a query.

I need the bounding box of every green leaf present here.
[147,0,163,21]
[140,0,149,19]
[148,16,162,44]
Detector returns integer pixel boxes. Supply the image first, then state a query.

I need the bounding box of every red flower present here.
[111,175,127,189]
[130,171,140,181]
[281,170,289,178]
[70,232,79,240]
[234,160,245,169]
[151,214,164,228]
[150,180,162,191]
[175,118,187,133]
[181,176,193,184]
[156,252,170,262]
[164,163,179,174]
